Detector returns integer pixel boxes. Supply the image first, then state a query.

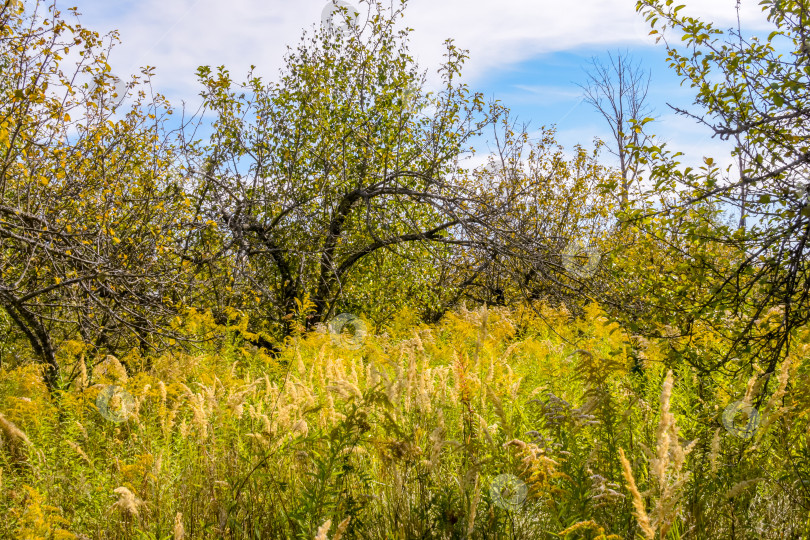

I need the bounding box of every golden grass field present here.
[1,303,807,539]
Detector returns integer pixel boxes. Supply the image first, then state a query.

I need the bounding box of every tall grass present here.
[0,303,808,538]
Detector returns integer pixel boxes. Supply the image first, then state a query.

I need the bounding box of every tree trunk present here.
[0,297,60,390]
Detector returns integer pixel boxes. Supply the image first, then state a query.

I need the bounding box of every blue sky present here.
[63,0,774,171]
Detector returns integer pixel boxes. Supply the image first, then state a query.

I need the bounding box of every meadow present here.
[1,303,807,539]
[3,0,810,537]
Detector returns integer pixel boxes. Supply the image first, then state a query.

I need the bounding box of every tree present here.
[461,122,617,310]
[625,0,810,382]
[580,50,653,207]
[0,1,192,389]
[186,0,625,339]
[186,0,601,338]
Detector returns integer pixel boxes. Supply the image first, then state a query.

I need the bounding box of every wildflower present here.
[709,429,721,476]
[66,440,93,468]
[619,449,654,540]
[113,486,142,518]
[292,419,309,438]
[0,413,30,463]
[76,355,88,391]
[314,519,331,540]
[173,512,184,540]
[724,478,764,500]
[94,355,128,383]
[333,517,351,540]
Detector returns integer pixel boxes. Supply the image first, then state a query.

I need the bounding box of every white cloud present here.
[67,0,773,103]
[397,0,771,81]
[61,0,769,179]
[509,85,583,103]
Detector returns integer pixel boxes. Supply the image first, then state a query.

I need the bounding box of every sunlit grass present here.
[0,303,807,538]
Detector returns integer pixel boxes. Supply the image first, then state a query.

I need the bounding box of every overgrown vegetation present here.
[2,0,809,537]
[2,304,808,538]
